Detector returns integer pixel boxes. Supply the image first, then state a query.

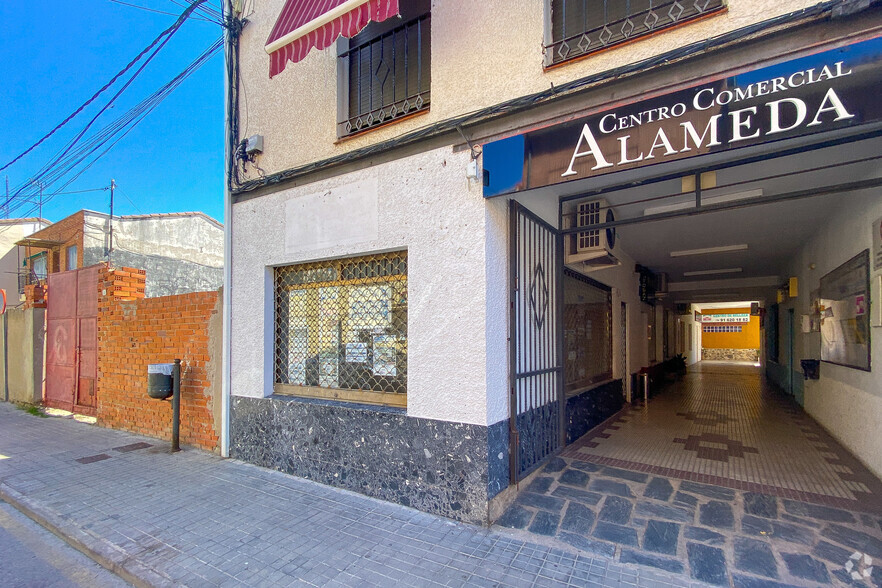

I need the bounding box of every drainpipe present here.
[220,1,233,458]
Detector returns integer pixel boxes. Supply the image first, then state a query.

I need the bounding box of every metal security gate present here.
[509,201,564,482]
[45,265,100,415]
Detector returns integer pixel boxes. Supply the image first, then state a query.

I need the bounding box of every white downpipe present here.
[221,0,233,458]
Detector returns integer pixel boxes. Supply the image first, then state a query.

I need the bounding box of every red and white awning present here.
[265,0,400,78]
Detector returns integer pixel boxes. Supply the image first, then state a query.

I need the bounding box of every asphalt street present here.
[0,500,130,588]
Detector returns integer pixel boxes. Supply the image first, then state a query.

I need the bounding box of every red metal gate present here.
[45,265,99,415]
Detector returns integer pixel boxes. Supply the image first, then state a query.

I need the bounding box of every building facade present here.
[226,0,882,524]
[20,210,224,298]
[0,218,49,303]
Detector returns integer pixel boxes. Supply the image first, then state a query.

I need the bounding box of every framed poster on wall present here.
[819,250,871,371]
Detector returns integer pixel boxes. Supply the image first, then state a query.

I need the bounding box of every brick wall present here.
[24,211,85,274]
[96,266,221,452]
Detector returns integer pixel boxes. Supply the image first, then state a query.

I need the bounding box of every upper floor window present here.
[547,0,725,66]
[66,245,78,271]
[338,0,431,137]
[32,253,48,280]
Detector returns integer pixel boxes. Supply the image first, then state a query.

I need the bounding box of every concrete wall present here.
[783,191,882,479]
[0,308,45,404]
[238,0,821,178]
[83,212,224,298]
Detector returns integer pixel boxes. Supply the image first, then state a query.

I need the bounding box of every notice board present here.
[820,250,871,371]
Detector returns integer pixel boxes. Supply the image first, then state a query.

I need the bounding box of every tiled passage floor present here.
[561,362,882,512]
[496,363,882,586]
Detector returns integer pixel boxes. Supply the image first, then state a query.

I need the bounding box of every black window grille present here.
[274,252,408,407]
[547,0,726,65]
[338,1,431,137]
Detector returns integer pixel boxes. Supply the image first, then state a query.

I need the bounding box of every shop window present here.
[66,245,78,271]
[337,0,430,137]
[546,0,725,66]
[273,252,408,407]
[563,269,612,394]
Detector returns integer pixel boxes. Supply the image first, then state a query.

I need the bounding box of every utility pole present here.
[109,179,115,259]
[4,176,8,219]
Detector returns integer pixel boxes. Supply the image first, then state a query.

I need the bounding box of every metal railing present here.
[546,0,726,65]
[339,14,431,136]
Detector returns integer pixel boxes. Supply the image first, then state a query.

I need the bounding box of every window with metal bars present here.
[546,0,726,66]
[703,325,743,333]
[563,269,612,394]
[337,0,431,137]
[273,252,408,407]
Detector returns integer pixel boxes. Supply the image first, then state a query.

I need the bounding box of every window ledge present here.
[565,377,618,399]
[274,383,407,410]
[335,107,430,144]
[271,390,407,415]
[544,5,727,72]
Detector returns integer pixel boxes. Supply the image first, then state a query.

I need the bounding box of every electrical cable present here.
[45,0,209,178]
[0,0,209,175]
[108,0,216,22]
[2,37,222,217]
[114,184,145,214]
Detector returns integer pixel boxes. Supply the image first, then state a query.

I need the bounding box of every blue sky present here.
[0,1,225,223]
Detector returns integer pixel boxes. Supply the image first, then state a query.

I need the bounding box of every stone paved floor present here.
[0,404,697,588]
[562,363,882,509]
[497,363,882,587]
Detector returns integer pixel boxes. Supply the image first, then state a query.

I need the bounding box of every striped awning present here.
[265,0,400,78]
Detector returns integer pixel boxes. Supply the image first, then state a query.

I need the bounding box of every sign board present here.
[483,37,882,197]
[820,249,871,371]
[700,313,751,324]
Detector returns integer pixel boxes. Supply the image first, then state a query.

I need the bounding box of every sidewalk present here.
[0,404,697,588]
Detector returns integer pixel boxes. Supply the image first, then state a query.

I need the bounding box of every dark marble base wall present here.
[565,380,624,444]
[487,419,509,500]
[515,401,560,478]
[230,395,498,525]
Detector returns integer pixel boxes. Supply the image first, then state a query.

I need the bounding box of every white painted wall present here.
[237,0,822,178]
[0,220,45,302]
[787,191,882,478]
[231,145,502,426]
[82,212,223,267]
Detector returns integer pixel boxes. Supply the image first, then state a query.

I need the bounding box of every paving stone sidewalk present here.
[497,457,882,587]
[0,404,699,588]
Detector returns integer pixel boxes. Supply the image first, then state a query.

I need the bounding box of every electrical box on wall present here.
[245,134,264,156]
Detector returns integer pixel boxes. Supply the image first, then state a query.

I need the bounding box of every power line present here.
[45,0,209,178]
[0,0,209,175]
[108,0,217,23]
[1,36,222,217]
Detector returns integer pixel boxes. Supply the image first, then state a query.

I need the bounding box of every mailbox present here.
[147,363,174,399]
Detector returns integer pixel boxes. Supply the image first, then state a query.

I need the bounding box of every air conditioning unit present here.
[564,199,620,272]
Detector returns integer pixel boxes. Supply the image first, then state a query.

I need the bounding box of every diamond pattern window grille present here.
[530,263,550,329]
[274,252,408,404]
[547,0,726,65]
[339,2,431,137]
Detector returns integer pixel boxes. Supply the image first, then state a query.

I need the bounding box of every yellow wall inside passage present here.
[701,308,760,349]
